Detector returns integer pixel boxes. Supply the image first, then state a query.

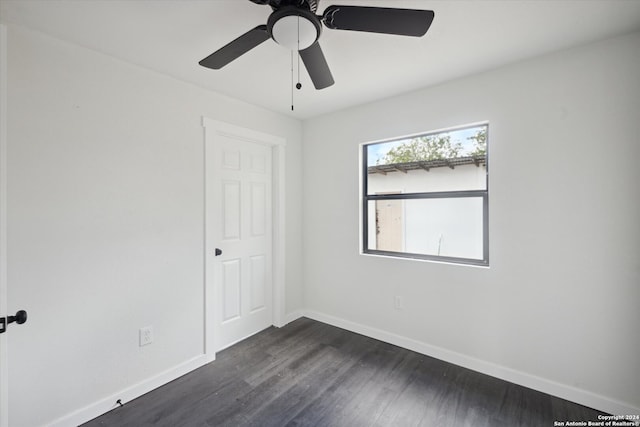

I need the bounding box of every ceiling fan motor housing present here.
[267,6,322,51]
[250,0,319,13]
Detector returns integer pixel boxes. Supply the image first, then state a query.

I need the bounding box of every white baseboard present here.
[280,310,304,327]
[303,309,640,416]
[48,355,208,427]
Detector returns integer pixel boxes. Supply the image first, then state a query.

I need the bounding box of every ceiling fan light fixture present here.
[271,15,318,51]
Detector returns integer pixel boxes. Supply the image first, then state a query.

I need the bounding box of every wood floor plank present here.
[82,318,606,427]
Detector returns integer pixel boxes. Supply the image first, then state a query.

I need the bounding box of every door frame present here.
[1,23,9,427]
[202,117,286,363]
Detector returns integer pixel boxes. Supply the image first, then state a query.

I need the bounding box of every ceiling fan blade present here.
[322,6,434,37]
[299,42,335,90]
[199,25,270,70]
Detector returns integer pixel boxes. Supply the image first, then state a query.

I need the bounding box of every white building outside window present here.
[362,124,489,266]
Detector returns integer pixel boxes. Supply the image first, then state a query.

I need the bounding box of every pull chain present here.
[291,50,294,111]
[291,16,303,111]
[297,15,301,90]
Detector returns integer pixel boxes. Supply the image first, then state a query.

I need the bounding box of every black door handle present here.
[0,309,28,334]
[215,248,222,256]
[8,310,28,325]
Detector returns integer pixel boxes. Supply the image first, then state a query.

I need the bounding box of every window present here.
[361,124,489,266]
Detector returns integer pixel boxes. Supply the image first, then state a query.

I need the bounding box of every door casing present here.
[202,118,286,362]
[1,23,10,427]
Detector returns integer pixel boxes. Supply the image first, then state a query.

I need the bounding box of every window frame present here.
[361,124,490,267]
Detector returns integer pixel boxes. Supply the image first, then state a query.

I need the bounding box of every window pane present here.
[368,197,484,260]
[366,125,487,195]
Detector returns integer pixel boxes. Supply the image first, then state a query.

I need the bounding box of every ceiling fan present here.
[199,0,435,90]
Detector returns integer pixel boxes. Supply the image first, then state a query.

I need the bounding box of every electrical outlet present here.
[394,296,403,310]
[139,326,153,346]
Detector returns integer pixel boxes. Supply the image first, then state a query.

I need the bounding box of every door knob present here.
[8,310,28,325]
[0,309,28,334]
[215,248,222,256]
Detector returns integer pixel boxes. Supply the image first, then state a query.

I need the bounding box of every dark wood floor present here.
[83,318,605,427]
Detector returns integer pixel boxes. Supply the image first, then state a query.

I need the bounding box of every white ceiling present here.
[2,0,640,119]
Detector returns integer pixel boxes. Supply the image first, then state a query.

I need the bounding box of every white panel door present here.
[206,124,273,352]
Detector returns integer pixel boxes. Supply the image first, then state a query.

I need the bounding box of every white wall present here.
[303,32,640,414]
[5,25,303,426]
